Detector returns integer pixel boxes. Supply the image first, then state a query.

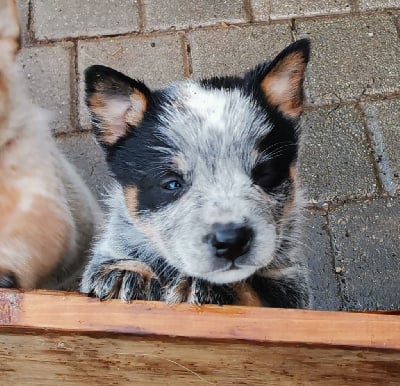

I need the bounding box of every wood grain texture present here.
[1,289,400,385]
[1,332,400,385]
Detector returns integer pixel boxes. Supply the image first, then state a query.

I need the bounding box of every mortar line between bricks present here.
[356,103,387,196]
[54,130,91,140]
[136,0,146,32]
[302,91,400,112]
[26,0,33,45]
[359,103,397,196]
[265,9,400,22]
[289,19,297,41]
[351,0,360,13]
[182,33,193,77]
[304,192,396,211]
[24,11,400,46]
[243,0,255,23]
[69,41,78,132]
[394,14,400,38]
[26,21,275,45]
[324,209,346,311]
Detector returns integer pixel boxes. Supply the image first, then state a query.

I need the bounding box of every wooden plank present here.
[1,289,400,384]
[1,289,400,349]
[1,331,400,385]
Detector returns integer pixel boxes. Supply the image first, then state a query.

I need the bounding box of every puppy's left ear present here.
[85,65,151,147]
[246,39,310,119]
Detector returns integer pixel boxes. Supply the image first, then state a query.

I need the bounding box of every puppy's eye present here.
[256,171,276,189]
[253,162,287,192]
[163,180,182,190]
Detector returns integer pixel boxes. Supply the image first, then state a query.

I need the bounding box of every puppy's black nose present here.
[209,223,254,261]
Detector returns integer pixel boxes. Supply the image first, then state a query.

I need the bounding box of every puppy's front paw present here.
[85,260,162,302]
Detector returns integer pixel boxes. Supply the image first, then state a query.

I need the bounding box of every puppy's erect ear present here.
[85,65,151,146]
[246,39,310,119]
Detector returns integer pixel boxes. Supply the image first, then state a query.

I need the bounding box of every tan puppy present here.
[0,0,102,290]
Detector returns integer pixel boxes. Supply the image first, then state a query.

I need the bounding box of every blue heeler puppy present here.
[81,39,311,308]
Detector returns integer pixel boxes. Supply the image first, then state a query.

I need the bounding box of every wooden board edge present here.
[1,289,400,350]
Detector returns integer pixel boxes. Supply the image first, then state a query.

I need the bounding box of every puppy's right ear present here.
[85,65,151,147]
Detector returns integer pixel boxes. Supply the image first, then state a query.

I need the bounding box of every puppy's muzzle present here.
[207,223,254,262]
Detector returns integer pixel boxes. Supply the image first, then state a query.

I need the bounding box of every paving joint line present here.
[303,91,400,111]
[356,103,388,196]
[26,0,34,44]
[243,0,256,23]
[351,0,360,13]
[22,10,400,47]
[136,0,146,32]
[182,32,193,77]
[323,209,345,311]
[394,14,400,38]
[289,18,297,41]
[69,41,79,132]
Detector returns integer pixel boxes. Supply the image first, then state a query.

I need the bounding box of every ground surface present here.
[16,0,400,310]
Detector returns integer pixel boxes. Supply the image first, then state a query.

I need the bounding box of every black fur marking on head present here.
[106,91,189,212]
[200,75,245,91]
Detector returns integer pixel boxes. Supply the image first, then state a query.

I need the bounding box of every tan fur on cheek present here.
[124,186,139,216]
[0,194,72,289]
[233,282,262,307]
[124,186,163,246]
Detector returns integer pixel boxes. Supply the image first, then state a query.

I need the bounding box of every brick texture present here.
[329,199,400,310]
[32,0,140,40]
[189,24,292,78]
[299,106,377,203]
[251,0,351,21]
[296,15,400,105]
[17,44,73,134]
[143,0,248,31]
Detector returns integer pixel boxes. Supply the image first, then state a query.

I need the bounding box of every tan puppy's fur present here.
[0,0,102,290]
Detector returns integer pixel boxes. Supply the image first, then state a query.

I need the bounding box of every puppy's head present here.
[85,39,310,284]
